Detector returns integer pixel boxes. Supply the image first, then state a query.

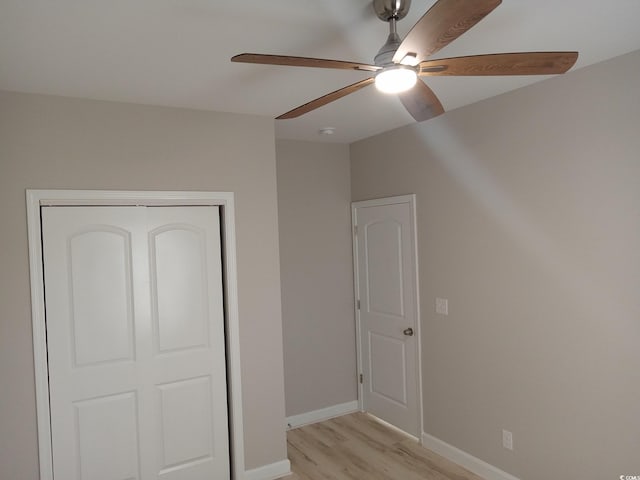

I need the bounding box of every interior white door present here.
[42,205,229,480]
[353,196,420,437]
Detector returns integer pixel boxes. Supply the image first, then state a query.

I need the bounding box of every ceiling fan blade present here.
[420,52,579,76]
[232,53,380,72]
[398,80,445,122]
[277,78,375,119]
[393,0,502,64]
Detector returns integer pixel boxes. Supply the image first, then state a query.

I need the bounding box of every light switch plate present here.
[502,429,513,450]
[435,297,448,315]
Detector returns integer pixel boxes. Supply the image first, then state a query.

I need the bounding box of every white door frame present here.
[351,194,423,437]
[26,189,246,480]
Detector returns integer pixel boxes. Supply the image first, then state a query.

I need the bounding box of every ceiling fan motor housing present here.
[374,31,402,66]
[373,0,411,66]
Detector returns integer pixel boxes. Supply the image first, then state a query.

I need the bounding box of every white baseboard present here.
[244,459,291,480]
[421,432,521,480]
[287,400,359,429]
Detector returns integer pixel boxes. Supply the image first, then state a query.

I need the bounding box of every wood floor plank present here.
[393,439,481,480]
[291,430,363,479]
[287,439,340,480]
[299,426,391,480]
[283,413,485,480]
[328,412,409,448]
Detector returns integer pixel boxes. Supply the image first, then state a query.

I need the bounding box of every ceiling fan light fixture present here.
[375,65,417,94]
[232,0,578,122]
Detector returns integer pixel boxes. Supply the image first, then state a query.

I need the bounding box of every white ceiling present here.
[1,0,639,143]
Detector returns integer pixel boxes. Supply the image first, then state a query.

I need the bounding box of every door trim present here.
[26,189,246,480]
[351,194,423,437]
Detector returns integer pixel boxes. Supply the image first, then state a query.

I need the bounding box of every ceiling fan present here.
[231,0,578,122]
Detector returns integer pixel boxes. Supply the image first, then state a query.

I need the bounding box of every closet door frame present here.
[26,189,246,480]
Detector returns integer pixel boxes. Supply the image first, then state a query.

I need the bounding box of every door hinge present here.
[353,225,358,236]
[359,373,363,384]
[357,299,360,310]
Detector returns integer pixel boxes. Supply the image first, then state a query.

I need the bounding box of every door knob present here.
[403,327,414,336]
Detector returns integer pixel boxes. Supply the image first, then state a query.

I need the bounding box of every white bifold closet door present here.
[42,206,229,480]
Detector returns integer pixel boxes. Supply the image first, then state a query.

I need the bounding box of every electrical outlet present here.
[502,429,513,450]
[435,297,448,315]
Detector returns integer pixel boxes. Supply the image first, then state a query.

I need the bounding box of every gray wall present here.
[276,140,357,417]
[0,91,287,477]
[350,50,640,479]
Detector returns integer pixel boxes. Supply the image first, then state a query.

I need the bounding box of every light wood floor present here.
[283,412,485,480]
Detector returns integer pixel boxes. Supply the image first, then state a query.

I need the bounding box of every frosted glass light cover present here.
[375,67,417,94]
